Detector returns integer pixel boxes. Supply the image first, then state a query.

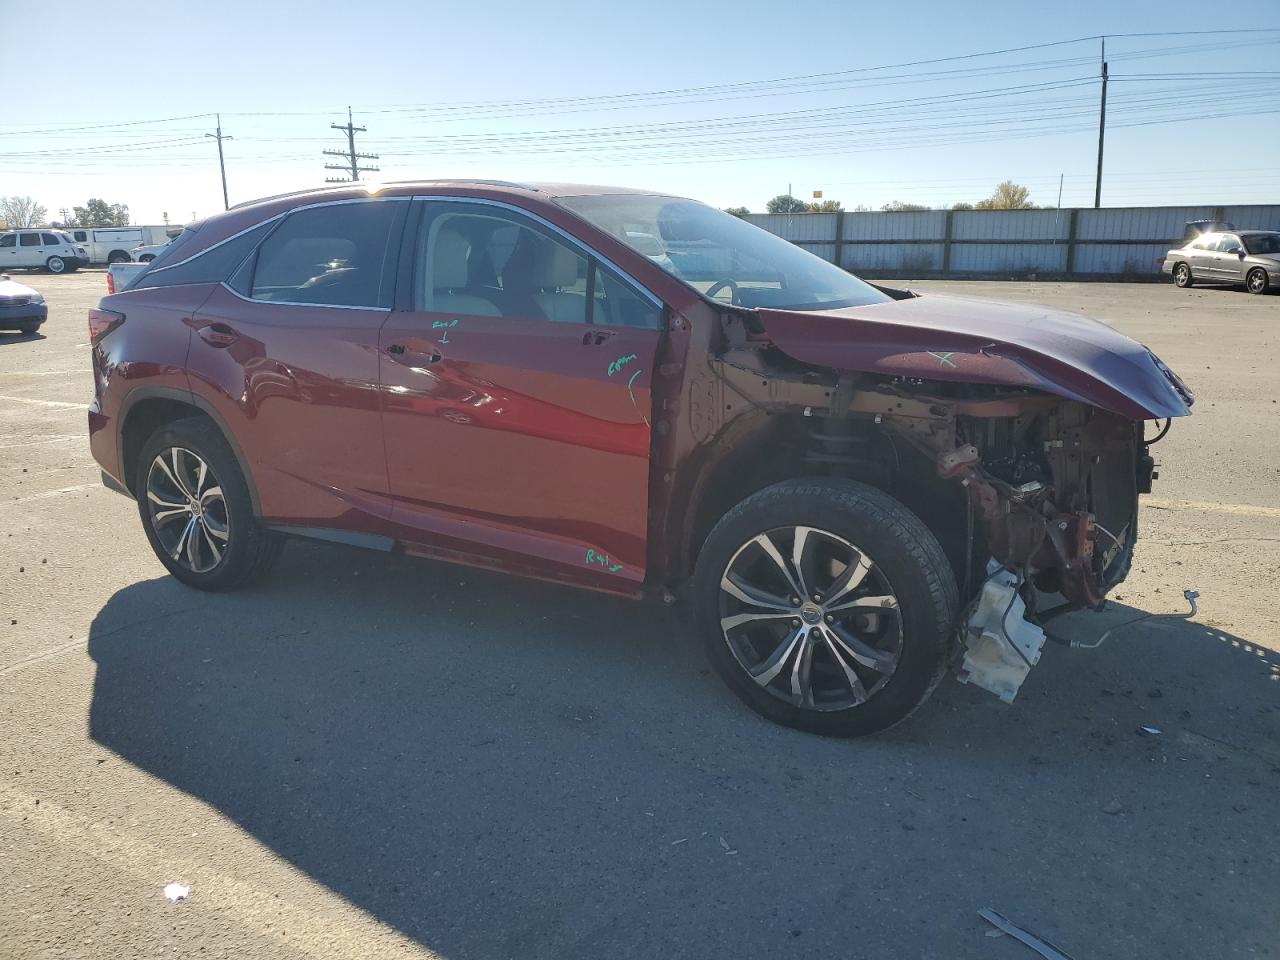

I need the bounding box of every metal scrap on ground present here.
[978,908,1075,960]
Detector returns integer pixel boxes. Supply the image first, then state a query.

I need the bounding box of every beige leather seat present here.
[531,241,587,324]
[429,228,500,316]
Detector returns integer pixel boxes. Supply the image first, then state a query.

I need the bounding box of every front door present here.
[379,199,663,592]
[1213,234,1246,282]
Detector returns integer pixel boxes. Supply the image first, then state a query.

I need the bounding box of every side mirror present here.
[1230,248,1244,258]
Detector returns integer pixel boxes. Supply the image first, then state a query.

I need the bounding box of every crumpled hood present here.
[757,292,1193,420]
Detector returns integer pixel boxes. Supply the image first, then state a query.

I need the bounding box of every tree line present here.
[728,180,1037,216]
[0,195,131,230]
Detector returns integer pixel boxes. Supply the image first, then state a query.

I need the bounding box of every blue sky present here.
[2,0,1278,224]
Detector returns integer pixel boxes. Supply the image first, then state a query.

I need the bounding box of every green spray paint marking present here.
[626,369,642,405]
[927,351,957,368]
[432,319,459,329]
[585,548,624,573]
[607,353,638,377]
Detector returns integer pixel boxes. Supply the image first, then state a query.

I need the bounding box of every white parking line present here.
[0,370,85,378]
[0,788,429,960]
[0,483,100,507]
[0,435,83,449]
[1144,497,1280,520]
[0,394,84,409]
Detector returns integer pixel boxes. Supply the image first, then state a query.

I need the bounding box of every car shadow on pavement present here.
[0,330,46,344]
[87,541,1280,960]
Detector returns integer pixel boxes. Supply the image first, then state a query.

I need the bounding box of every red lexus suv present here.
[88,181,1193,736]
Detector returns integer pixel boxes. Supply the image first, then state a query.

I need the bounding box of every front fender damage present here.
[708,342,1159,703]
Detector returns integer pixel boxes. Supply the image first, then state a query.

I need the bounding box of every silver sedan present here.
[1163,230,1280,294]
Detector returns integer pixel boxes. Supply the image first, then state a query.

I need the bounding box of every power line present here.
[322,107,379,183]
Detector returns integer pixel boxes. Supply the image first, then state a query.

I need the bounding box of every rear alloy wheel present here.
[135,417,282,590]
[1247,267,1269,295]
[695,479,957,737]
[45,256,66,274]
[1173,263,1193,288]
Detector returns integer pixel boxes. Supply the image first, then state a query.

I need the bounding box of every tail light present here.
[88,307,124,345]
[106,272,115,294]
[1155,257,1165,265]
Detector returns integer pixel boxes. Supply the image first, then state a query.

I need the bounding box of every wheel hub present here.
[718,525,903,712]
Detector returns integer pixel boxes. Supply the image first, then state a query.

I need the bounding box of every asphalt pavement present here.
[1,270,1277,959]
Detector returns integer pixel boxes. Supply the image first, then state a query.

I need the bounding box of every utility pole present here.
[1093,38,1108,209]
[324,106,380,183]
[205,114,232,211]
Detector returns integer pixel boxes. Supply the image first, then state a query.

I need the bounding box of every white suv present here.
[0,230,89,274]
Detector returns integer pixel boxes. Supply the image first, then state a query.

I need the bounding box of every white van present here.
[67,227,146,264]
[0,230,89,274]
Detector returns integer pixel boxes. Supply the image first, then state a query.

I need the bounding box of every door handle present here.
[196,323,238,347]
[387,344,442,364]
[582,329,616,346]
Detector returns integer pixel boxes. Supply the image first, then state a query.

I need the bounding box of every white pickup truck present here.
[106,260,150,294]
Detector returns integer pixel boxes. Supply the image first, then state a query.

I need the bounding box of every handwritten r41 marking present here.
[585,548,624,573]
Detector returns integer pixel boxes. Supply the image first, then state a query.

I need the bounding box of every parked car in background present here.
[132,237,174,262]
[88,180,1193,737]
[0,274,47,333]
[1180,219,1234,247]
[68,227,146,264]
[0,230,88,274]
[1162,230,1280,294]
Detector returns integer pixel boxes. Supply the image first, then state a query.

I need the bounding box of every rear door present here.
[0,234,17,267]
[188,198,409,530]
[1188,234,1219,277]
[16,232,44,268]
[378,197,663,592]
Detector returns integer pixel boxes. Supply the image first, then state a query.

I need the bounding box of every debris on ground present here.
[1101,798,1125,815]
[978,908,1075,959]
[162,882,189,903]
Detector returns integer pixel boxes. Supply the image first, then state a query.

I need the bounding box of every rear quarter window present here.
[129,221,270,291]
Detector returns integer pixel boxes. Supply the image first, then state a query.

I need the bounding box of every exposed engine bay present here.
[701,312,1182,702]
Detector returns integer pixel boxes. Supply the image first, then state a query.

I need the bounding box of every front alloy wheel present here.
[694,479,957,737]
[145,447,229,573]
[719,526,902,711]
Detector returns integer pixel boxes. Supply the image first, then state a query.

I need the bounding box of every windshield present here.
[555,195,890,311]
[1244,234,1280,255]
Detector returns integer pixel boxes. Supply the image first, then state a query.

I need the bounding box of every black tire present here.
[107,250,131,264]
[134,417,283,591]
[693,478,957,737]
[138,254,155,263]
[1173,263,1193,288]
[18,323,40,334]
[1246,267,1269,295]
[45,256,66,274]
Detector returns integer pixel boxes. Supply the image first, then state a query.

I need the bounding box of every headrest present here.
[532,241,580,289]
[433,228,470,289]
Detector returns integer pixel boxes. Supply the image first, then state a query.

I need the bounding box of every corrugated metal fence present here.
[744,204,1280,278]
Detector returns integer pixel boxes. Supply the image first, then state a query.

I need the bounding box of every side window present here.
[19,234,41,247]
[0,235,15,248]
[138,221,273,291]
[595,264,662,329]
[42,233,61,246]
[1217,235,1240,252]
[73,231,87,242]
[414,201,658,327]
[416,203,589,323]
[249,201,402,308]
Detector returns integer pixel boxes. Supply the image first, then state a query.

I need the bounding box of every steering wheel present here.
[705,278,740,304]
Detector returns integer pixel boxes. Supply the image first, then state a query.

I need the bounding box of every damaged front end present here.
[700,291,1194,703]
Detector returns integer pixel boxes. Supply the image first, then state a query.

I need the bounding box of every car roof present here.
[231,179,678,211]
